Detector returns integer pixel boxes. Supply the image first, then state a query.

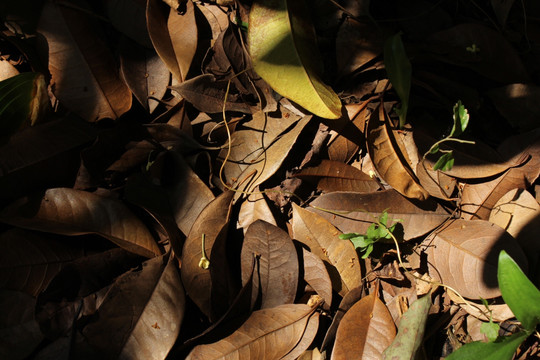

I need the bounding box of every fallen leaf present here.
[416,162,456,200]
[487,83,540,132]
[292,203,362,296]
[186,303,320,360]
[424,219,528,299]
[0,188,161,258]
[332,293,396,360]
[326,103,370,163]
[241,220,299,309]
[489,189,539,238]
[491,0,517,26]
[37,1,132,121]
[294,160,380,193]
[105,0,152,48]
[82,253,185,360]
[382,293,431,360]
[309,189,450,240]
[367,104,428,200]
[302,248,333,309]
[248,0,342,119]
[238,190,277,233]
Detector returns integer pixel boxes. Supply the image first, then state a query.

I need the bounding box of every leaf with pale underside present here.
[37,1,132,121]
[248,0,342,119]
[424,219,527,299]
[0,188,160,258]
[367,104,428,200]
[309,189,449,241]
[292,204,362,296]
[186,303,320,360]
[241,220,298,309]
[332,293,396,360]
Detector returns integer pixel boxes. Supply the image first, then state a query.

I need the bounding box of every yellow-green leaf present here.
[248,0,342,119]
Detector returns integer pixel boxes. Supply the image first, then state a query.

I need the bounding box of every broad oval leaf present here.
[82,253,185,360]
[425,219,527,299]
[241,220,299,309]
[292,203,362,296]
[302,248,333,309]
[186,303,320,360]
[248,0,342,119]
[332,293,396,360]
[0,188,161,258]
[309,189,449,241]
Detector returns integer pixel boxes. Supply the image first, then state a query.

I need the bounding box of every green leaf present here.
[445,331,529,360]
[498,250,540,331]
[382,293,431,360]
[339,233,359,240]
[433,151,454,171]
[248,0,342,119]
[350,236,372,249]
[481,321,500,342]
[451,100,470,137]
[384,32,411,128]
[429,144,440,154]
[361,244,374,258]
[0,72,48,145]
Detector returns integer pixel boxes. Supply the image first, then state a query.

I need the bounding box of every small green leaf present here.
[384,32,411,128]
[350,236,372,249]
[481,321,500,342]
[382,293,431,360]
[433,151,454,171]
[445,331,529,360]
[450,100,470,137]
[498,250,540,331]
[361,244,374,258]
[429,144,440,154]
[339,233,359,240]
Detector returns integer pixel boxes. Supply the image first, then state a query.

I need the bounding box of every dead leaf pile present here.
[0,0,539,359]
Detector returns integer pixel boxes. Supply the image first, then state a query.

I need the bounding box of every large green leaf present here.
[0,72,47,144]
[498,250,540,331]
[248,0,342,119]
[384,33,411,128]
[445,331,529,360]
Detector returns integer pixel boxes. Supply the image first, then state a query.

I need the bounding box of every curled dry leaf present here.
[367,104,428,200]
[82,253,185,360]
[489,189,539,238]
[447,289,515,322]
[186,303,320,360]
[180,190,234,321]
[309,189,450,241]
[416,162,456,200]
[326,103,370,163]
[292,204,362,296]
[0,188,161,258]
[238,190,277,233]
[331,293,396,360]
[37,1,132,121]
[424,219,528,299]
[293,160,380,193]
[241,220,299,309]
[302,248,333,310]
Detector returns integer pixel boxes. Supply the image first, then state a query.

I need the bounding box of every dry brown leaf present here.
[331,293,396,360]
[37,1,132,121]
[294,160,380,193]
[238,191,277,233]
[180,191,234,321]
[326,103,369,163]
[0,59,19,80]
[489,189,539,238]
[241,220,299,309]
[424,219,528,299]
[147,0,196,82]
[82,253,185,360]
[105,0,153,48]
[292,204,362,296]
[447,289,515,322]
[416,162,456,200]
[0,188,160,258]
[309,189,450,240]
[487,83,540,132]
[302,248,333,310]
[186,303,319,360]
[367,104,428,200]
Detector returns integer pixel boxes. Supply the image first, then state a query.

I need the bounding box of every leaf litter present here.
[1,0,540,359]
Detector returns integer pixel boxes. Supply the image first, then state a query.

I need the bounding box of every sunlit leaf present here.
[445,331,529,360]
[433,151,454,171]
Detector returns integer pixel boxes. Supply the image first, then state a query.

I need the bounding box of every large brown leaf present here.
[309,189,450,240]
[424,219,528,299]
[0,188,160,258]
[186,303,320,360]
[147,0,196,82]
[489,189,539,238]
[105,0,152,48]
[326,103,369,163]
[82,253,185,360]
[292,204,362,296]
[238,191,277,233]
[367,104,428,200]
[331,293,396,360]
[180,190,234,321]
[0,228,84,297]
[241,220,298,309]
[302,248,333,309]
[294,160,380,193]
[37,1,132,121]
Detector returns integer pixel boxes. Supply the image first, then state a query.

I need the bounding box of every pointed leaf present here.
[498,250,540,331]
[248,0,342,119]
[489,189,539,238]
[445,331,529,360]
[302,248,333,309]
[238,191,277,233]
[186,303,319,360]
[382,294,431,360]
[0,188,161,258]
[384,32,411,127]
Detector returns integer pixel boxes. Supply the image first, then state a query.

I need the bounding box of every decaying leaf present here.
[332,293,396,360]
[0,188,161,258]
[292,204,362,296]
[186,303,320,360]
[248,0,342,119]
